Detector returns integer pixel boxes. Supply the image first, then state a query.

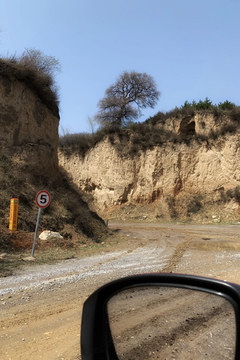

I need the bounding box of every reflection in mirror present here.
[107,286,236,360]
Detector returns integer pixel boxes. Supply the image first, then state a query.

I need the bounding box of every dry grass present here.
[0,230,127,277]
[192,239,240,252]
[59,107,240,158]
[0,58,59,117]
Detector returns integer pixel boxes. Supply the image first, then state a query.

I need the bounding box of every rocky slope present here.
[59,113,240,221]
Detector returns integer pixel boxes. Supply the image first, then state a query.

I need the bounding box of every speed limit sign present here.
[31,190,51,257]
[36,190,51,208]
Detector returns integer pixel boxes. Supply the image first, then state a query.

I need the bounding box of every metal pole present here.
[31,207,41,257]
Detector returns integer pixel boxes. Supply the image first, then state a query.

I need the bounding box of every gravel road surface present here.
[1,223,240,359]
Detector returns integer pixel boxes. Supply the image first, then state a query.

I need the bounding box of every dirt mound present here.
[0,229,82,252]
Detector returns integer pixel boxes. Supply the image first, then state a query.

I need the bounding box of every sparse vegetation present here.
[166,196,178,220]
[59,129,117,157]
[0,230,125,276]
[0,48,61,117]
[146,98,239,125]
[86,115,98,134]
[164,189,240,222]
[59,98,240,158]
[165,193,204,219]
[186,194,203,216]
[219,186,240,205]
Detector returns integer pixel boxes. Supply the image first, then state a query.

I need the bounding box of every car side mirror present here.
[81,274,240,360]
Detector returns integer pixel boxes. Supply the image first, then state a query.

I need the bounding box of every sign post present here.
[31,190,51,257]
[9,198,19,231]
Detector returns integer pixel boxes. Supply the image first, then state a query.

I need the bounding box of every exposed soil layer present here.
[1,222,240,359]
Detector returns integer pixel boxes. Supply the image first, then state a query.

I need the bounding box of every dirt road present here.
[1,222,240,359]
[109,287,235,359]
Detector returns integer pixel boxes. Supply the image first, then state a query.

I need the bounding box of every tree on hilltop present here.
[95,71,160,128]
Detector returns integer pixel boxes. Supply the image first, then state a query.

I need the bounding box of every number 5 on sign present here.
[31,190,51,257]
[36,190,51,208]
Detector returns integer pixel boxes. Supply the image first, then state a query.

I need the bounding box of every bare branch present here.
[86,115,98,134]
[95,71,160,128]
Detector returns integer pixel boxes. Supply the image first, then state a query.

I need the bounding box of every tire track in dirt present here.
[160,235,193,273]
[0,250,135,296]
[109,286,235,360]
[3,223,240,360]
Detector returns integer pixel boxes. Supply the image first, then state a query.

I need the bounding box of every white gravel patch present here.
[0,244,170,296]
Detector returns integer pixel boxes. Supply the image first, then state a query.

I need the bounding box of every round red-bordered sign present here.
[36,190,51,208]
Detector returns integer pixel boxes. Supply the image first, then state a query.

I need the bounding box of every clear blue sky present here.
[1,0,239,135]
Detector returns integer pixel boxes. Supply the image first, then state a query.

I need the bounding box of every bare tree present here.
[86,115,98,134]
[19,48,61,77]
[60,124,71,137]
[95,71,160,128]
[18,48,61,94]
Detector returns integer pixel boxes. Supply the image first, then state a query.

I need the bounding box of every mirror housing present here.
[81,274,240,360]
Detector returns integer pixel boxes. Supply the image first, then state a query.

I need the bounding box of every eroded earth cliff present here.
[0,71,59,173]
[0,60,107,241]
[59,113,240,221]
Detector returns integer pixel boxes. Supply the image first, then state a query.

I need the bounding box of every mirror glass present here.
[107,286,236,360]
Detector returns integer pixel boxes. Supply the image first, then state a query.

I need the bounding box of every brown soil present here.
[1,227,86,252]
[0,225,96,278]
[109,287,235,359]
[1,222,240,359]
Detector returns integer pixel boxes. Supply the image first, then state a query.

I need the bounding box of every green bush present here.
[181,100,192,110]
[196,97,213,110]
[179,98,238,112]
[180,98,213,111]
[218,100,236,110]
